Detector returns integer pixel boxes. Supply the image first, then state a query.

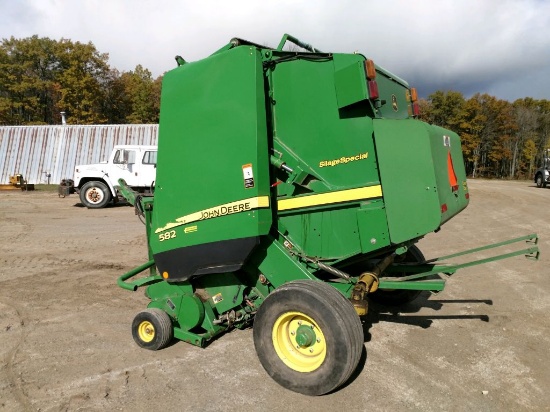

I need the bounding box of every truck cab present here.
[534,153,549,188]
[74,145,157,208]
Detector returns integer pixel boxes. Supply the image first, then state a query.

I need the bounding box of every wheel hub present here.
[138,320,155,342]
[272,312,326,372]
[295,324,316,348]
[87,188,101,203]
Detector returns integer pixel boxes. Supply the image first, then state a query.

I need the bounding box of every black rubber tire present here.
[253,280,363,396]
[536,174,543,188]
[80,181,111,208]
[369,245,427,306]
[131,308,173,350]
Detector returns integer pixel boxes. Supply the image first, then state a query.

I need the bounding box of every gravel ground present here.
[0,179,549,412]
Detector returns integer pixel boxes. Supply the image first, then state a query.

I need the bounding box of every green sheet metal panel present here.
[373,119,441,244]
[280,206,363,260]
[270,54,380,191]
[150,46,271,281]
[334,61,368,109]
[426,125,469,223]
[267,53,386,259]
[374,67,411,120]
[333,55,412,120]
[356,201,391,253]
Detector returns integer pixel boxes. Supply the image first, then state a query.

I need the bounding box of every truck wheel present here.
[369,245,427,306]
[80,181,111,208]
[131,309,173,350]
[253,280,363,396]
[535,174,546,188]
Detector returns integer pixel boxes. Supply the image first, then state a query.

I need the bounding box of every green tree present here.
[0,36,60,124]
[100,68,131,124]
[424,90,466,133]
[522,138,537,178]
[0,35,163,125]
[55,39,110,124]
[120,65,160,123]
[511,99,550,177]
[463,94,517,178]
[459,95,486,177]
[491,98,517,178]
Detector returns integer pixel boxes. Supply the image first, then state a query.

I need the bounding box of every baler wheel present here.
[369,245,427,306]
[131,309,173,350]
[253,280,363,396]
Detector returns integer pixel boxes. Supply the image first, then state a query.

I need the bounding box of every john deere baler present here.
[118,34,539,395]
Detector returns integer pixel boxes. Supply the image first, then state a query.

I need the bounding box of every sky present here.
[1,0,549,102]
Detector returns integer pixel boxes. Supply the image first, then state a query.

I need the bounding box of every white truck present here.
[74,145,157,208]
[534,152,550,188]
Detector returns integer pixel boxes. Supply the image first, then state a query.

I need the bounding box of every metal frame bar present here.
[427,233,538,261]
[379,234,539,290]
[117,259,162,291]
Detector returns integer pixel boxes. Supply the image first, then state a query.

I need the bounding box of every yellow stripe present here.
[155,195,270,234]
[277,185,382,211]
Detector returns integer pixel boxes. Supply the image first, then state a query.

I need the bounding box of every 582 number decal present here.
[159,230,176,242]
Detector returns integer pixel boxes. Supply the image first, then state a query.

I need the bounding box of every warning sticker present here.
[242,163,254,188]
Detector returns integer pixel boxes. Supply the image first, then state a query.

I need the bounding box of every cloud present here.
[1,0,549,101]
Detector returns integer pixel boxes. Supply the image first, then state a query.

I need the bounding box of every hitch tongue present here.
[350,253,395,316]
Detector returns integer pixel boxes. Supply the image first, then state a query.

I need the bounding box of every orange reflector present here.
[441,203,448,213]
[365,59,376,80]
[410,87,418,102]
[162,271,169,279]
[447,152,458,191]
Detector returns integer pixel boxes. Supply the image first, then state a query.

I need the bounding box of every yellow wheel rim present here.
[272,311,327,373]
[138,320,155,343]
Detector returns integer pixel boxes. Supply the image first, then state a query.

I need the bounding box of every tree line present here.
[0,35,161,125]
[420,92,550,179]
[2,36,549,179]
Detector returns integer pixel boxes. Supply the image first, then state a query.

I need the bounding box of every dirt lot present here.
[1,179,549,412]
